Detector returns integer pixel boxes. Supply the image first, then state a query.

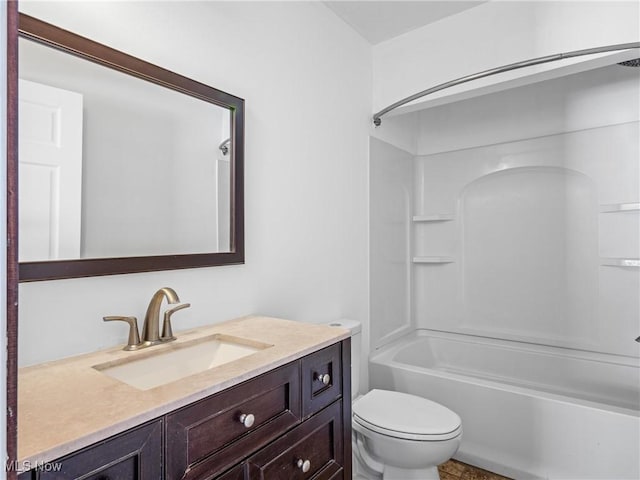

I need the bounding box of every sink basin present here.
[93,334,272,390]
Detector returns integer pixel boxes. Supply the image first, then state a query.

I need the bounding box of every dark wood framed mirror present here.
[16,12,244,282]
[6,4,18,476]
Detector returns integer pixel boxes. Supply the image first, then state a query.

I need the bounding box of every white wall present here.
[17,1,371,366]
[372,1,640,115]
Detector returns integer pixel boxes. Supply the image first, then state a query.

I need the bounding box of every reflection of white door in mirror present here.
[18,79,83,262]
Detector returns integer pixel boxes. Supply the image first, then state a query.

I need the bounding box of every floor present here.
[352,459,512,480]
[438,459,512,480]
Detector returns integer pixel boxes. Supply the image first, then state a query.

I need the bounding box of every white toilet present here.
[327,320,462,480]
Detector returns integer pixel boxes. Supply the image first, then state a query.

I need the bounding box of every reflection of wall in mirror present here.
[19,38,231,259]
[217,119,231,251]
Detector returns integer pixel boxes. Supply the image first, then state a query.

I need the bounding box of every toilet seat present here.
[353,389,462,441]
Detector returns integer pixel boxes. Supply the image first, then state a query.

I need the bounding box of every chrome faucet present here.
[104,287,190,350]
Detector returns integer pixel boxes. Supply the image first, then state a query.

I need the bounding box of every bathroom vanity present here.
[17,317,351,480]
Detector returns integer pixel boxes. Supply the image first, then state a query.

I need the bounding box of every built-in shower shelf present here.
[599,203,640,213]
[600,258,640,268]
[412,214,454,222]
[412,256,455,264]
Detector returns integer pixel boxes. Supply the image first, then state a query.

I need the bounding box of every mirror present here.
[17,13,245,281]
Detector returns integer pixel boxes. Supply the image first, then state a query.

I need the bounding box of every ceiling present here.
[324,1,487,45]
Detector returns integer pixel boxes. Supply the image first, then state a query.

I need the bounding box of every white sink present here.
[94,334,272,390]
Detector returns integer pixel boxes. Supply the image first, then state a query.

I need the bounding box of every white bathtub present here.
[369,330,640,479]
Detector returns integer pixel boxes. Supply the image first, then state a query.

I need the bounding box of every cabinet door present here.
[37,420,162,480]
[246,400,343,480]
[166,362,301,480]
[301,343,342,418]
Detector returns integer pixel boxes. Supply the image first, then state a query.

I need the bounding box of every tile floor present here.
[438,459,513,480]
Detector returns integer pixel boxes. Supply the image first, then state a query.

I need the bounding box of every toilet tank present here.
[326,319,361,400]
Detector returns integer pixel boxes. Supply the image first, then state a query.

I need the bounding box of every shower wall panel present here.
[370,137,414,349]
[413,65,639,357]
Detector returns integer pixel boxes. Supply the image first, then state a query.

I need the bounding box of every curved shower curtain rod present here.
[372,42,640,126]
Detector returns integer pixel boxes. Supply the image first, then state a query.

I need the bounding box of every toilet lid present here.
[353,389,461,440]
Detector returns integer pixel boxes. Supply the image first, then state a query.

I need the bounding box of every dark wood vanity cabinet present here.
[21,339,351,480]
[171,340,350,480]
[166,362,302,479]
[19,420,163,480]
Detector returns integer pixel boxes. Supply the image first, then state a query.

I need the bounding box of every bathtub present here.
[369,330,640,479]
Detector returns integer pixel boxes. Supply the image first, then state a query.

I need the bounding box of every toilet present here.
[327,320,462,480]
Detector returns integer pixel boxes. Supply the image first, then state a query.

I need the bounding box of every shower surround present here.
[369,63,640,478]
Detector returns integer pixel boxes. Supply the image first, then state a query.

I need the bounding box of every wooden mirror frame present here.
[16,12,245,282]
[6,3,18,476]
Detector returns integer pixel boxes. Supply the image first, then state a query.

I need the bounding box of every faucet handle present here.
[103,316,141,351]
[161,303,191,341]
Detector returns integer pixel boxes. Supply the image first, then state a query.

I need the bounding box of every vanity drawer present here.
[301,343,342,418]
[166,362,301,480]
[246,400,343,480]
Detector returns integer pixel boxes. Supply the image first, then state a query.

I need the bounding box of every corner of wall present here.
[370,112,419,156]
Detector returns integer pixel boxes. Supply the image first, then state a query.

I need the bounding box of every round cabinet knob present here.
[315,373,331,385]
[297,459,311,473]
[239,413,255,428]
